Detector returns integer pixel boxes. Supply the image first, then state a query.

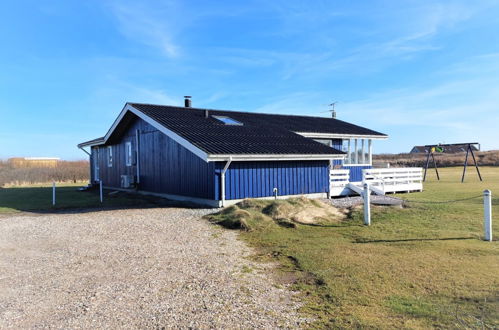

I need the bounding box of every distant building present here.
[410,144,479,154]
[8,157,60,168]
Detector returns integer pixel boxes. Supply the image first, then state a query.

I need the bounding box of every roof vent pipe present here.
[204,109,209,118]
[184,96,192,108]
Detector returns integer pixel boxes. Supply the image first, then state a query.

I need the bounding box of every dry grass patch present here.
[204,197,349,231]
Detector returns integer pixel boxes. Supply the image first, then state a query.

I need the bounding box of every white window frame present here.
[93,147,100,181]
[343,138,372,166]
[125,141,132,167]
[107,146,113,167]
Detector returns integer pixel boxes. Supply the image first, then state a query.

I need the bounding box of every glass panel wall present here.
[342,139,372,165]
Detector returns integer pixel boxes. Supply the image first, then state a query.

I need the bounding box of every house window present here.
[125,142,132,167]
[343,139,372,165]
[213,116,243,125]
[107,146,113,167]
[313,139,332,147]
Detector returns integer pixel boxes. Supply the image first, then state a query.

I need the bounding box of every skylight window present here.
[213,116,243,125]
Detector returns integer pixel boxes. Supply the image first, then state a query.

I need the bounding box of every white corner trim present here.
[295,132,388,140]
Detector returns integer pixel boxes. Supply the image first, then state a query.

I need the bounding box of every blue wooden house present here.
[78,99,393,207]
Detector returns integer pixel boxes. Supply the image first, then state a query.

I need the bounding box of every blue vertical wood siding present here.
[331,139,343,167]
[90,119,338,202]
[215,160,329,200]
[342,165,372,181]
[92,116,216,199]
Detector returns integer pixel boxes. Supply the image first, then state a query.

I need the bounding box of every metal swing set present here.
[423,142,483,183]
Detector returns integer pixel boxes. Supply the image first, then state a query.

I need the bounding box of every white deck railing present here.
[330,167,423,196]
[362,168,423,194]
[330,169,350,196]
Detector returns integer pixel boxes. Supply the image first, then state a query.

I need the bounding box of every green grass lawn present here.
[0,182,171,213]
[212,167,499,328]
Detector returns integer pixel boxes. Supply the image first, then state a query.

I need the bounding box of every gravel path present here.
[0,208,306,329]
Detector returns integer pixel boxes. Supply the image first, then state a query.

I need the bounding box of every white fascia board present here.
[77,139,105,148]
[126,104,209,161]
[207,154,346,162]
[295,132,388,140]
[101,102,130,141]
[100,103,209,162]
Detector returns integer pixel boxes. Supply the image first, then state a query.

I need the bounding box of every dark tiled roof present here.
[127,103,385,155]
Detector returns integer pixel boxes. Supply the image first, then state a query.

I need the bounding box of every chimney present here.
[204,109,209,118]
[184,96,192,108]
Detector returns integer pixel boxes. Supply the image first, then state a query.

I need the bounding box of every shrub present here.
[0,160,89,187]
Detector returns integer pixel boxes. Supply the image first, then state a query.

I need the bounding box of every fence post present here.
[52,182,56,206]
[100,180,103,203]
[484,190,492,241]
[363,183,371,226]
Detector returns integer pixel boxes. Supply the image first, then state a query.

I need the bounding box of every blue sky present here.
[1,0,499,160]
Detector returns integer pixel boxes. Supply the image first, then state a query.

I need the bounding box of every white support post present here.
[354,139,358,164]
[361,139,365,164]
[347,139,351,164]
[363,183,371,226]
[52,182,56,206]
[220,157,232,207]
[100,180,103,203]
[368,139,372,165]
[484,190,492,241]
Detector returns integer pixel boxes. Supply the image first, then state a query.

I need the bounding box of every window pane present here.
[314,139,331,146]
[125,142,132,166]
[341,139,372,165]
[213,116,243,125]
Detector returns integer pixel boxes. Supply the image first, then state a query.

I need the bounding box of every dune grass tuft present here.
[205,197,348,231]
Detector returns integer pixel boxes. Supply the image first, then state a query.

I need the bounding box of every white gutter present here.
[207,154,345,162]
[220,157,233,207]
[294,132,388,140]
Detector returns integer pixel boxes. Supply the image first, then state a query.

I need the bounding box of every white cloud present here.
[107,0,182,58]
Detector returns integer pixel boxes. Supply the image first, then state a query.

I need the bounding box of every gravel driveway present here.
[0,208,305,329]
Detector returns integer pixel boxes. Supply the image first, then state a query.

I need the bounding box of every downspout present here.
[135,129,140,184]
[78,146,91,185]
[220,157,232,207]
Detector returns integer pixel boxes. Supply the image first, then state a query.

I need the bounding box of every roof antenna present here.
[321,101,338,118]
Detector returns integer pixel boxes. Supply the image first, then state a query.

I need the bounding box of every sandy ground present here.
[0,208,306,329]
